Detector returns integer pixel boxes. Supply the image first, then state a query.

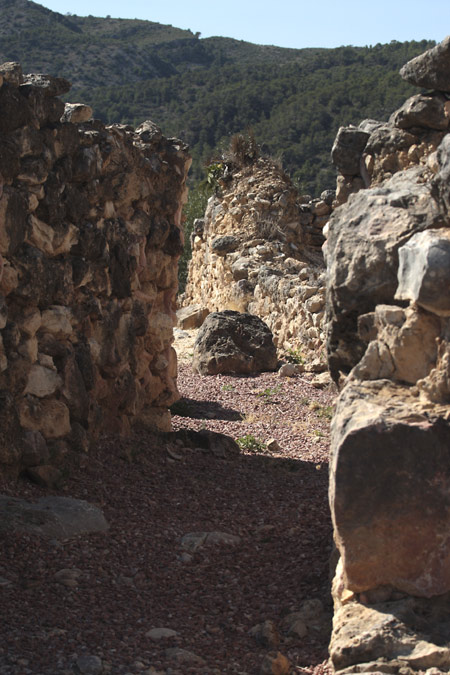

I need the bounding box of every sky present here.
[37,0,450,50]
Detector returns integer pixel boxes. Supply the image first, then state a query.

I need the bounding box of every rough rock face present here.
[326,38,450,674]
[192,310,278,375]
[0,62,190,478]
[325,165,443,380]
[182,158,328,365]
[330,39,450,209]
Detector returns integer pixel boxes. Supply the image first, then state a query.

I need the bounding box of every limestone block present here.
[40,306,73,336]
[27,215,78,256]
[0,264,19,296]
[176,304,209,329]
[19,308,41,336]
[331,126,370,175]
[61,102,93,124]
[330,380,450,597]
[23,364,62,397]
[352,305,440,384]
[396,229,450,316]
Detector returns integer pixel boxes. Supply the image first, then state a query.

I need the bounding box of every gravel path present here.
[0,339,336,675]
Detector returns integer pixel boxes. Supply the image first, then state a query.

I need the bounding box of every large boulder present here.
[192,310,278,375]
[400,35,450,92]
[329,380,450,598]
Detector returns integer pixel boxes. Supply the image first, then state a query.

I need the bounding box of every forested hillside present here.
[0,0,434,193]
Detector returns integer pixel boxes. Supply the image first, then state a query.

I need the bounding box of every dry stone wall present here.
[182,158,330,367]
[0,62,190,480]
[326,39,450,674]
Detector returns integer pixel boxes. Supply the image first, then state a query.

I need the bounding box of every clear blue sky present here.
[38,0,449,49]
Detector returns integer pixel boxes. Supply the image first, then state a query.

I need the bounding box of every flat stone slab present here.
[0,495,109,539]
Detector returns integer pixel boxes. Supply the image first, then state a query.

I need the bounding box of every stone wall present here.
[0,62,190,480]
[182,157,329,366]
[326,39,450,673]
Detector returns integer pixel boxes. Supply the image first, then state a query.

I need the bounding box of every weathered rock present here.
[330,380,450,597]
[26,464,62,487]
[417,340,450,403]
[331,126,370,175]
[400,36,450,92]
[390,93,449,131]
[0,495,109,538]
[211,234,239,255]
[325,166,442,380]
[61,102,93,123]
[395,229,450,316]
[176,304,209,329]
[165,647,205,666]
[434,133,450,211]
[145,627,178,640]
[330,594,450,672]
[192,310,278,375]
[351,305,440,385]
[180,530,241,552]
[75,654,103,675]
[365,124,417,155]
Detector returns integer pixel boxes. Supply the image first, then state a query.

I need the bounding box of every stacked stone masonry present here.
[0,62,190,479]
[326,38,450,673]
[182,158,330,367]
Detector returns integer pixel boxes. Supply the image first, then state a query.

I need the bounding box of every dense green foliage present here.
[179,181,212,293]
[0,0,434,194]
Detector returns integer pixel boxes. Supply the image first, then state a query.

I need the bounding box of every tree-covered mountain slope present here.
[0,0,434,193]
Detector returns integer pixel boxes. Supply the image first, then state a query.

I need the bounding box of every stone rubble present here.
[0,61,190,479]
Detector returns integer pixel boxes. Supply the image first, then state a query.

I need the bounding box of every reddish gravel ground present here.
[0,356,336,675]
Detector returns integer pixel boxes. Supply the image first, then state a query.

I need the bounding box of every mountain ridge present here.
[0,0,435,192]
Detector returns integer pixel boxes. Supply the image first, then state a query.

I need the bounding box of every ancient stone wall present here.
[182,158,329,367]
[326,39,450,673]
[0,62,190,481]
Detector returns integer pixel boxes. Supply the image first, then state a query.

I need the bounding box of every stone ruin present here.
[182,156,330,369]
[1,35,450,672]
[0,61,190,482]
[326,37,450,673]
